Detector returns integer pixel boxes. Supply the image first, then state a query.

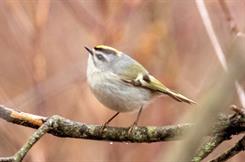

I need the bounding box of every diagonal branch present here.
[191,106,245,162]
[0,117,54,162]
[209,135,245,162]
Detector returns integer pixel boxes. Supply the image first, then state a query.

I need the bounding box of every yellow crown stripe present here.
[95,45,121,55]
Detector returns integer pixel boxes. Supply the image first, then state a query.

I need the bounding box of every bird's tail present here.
[144,75,196,104]
[163,88,196,104]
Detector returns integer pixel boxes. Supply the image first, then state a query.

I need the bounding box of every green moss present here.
[147,127,156,135]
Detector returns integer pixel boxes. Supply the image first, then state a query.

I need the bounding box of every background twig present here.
[209,135,245,162]
[192,107,245,162]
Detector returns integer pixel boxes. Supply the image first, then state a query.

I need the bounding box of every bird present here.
[84,45,195,131]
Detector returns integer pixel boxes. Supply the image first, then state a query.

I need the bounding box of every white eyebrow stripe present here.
[135,73,143,81]
[134,73,150,86]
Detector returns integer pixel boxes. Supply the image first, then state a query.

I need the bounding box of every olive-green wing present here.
[119,68,196,104]
[143,75,168,92]
[144,75,196,104]
[116,60,148,82]
[112,55,196,104]
[115,60,169,93]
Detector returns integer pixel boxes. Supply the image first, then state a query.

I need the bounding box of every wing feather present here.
[111,54,196,104]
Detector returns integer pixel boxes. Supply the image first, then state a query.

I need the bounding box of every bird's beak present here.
[84,46,93,55]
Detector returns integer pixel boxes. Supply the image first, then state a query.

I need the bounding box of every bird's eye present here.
[96,54,105,61]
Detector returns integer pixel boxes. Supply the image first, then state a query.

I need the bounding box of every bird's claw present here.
[127,122,137,135]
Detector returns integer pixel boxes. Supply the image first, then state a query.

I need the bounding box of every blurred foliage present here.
[0,0,244,161]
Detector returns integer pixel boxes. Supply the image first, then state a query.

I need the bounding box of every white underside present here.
[87,56,154,112]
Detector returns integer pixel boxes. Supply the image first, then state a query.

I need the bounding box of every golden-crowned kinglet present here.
[85,45,195,130]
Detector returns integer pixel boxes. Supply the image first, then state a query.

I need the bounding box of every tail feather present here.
[164,89,196,104]
[142,75,196,104]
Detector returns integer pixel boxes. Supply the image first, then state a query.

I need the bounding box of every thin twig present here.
[209,135,245,162]
[14,118,53,162]
[191,135,227,162]
[218,0,239,35]
[0,116,61,162]
[191,108,245,162]
[195,0,245,108]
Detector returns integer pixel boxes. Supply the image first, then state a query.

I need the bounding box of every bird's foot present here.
[127,122,138,135]
[100,123,109,135]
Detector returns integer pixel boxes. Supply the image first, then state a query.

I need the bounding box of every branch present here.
[192,106,245,162]
[218,0,245,38]
[195,0,245,108]
[0,105,192,143]
[0,117,53,162]
[0,105,244,162]
[218,0,239,35]
[191,134,226,162]
[209,135,245,162]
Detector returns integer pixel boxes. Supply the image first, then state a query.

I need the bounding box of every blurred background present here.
[0,0,244,161]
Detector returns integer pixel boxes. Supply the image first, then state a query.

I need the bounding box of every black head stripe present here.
[94,47,118,55]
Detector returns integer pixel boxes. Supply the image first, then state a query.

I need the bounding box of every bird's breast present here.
[87,71,153,112]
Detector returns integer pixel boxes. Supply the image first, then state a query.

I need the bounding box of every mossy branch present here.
[209,135,245,162]
[191,106,245,162]
[0,105,193,143]
[0,105,244,162]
